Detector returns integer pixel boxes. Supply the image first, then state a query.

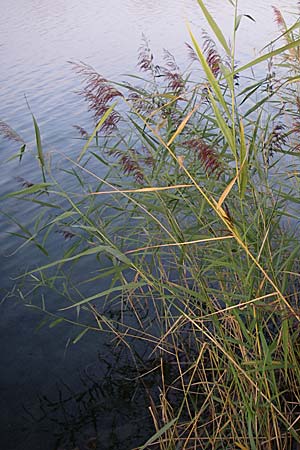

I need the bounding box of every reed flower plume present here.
[128,91,154,115]
[73,125,89,138]
[186,33,222,76]
[138,35,160,76]
[56,228,76,240]
[0,121,25,143]
[120,153,144,183]
[70,61,123,134]
[202,31,221,77]
[15,176,34,188]
[273,6,300,60]
[263,123,287,164]
[161,49,184,92]
[292,117,300,150]
[185,42,199,63]
[273,6,286,34]
[107,146,154,184]
[183,138,222,178]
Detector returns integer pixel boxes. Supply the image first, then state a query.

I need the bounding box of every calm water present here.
[0,1,298,449]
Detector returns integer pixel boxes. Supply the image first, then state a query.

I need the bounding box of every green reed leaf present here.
[234,38,300,75]
[60,281,147,310]
[138,417,178,450]
[188,25,231,119]
[78,102,118,162]
[1,183,52,200]
[197,0,231,55]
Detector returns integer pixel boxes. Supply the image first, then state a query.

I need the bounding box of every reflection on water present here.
[0,0,298,448]
[24,345,157,450]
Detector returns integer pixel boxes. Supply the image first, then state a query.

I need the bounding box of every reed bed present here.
[2,1,300,449]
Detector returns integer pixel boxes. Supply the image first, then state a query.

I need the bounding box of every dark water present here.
[0,1,298,449]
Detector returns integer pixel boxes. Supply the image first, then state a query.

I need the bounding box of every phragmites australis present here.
[69,61,123,134]
[183,138,222,178]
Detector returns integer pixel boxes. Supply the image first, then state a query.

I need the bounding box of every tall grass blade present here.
[207,89,235,155]
[239,119,248,198]
[60,281,147,310]
[234,38,300,75]
[20,244,132,277]
[187,24,231,119]
[32,114,46,182]
[1,183,52,200]
[196,0,231,55]
[138,417,178,450]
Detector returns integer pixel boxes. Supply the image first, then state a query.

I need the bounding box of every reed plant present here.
[2,1,300,448]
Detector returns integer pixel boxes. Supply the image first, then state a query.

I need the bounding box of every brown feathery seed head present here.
[128,92,155,114]
[202,31,221,77]
[70,61,123,133]
[272,6,285,31]
[163,49,180,72]
[15,176,34,188]
[138,35,155,73]
[100,110,121,134]
[161,49,184,92]
[120,154,144,183]
[185,42,199,63]
[0,121,25,143]
[183,138,222,178]
[73,125,89,138]
[56,228,76,240]
[263,123,287,164]
[163,71,185,92]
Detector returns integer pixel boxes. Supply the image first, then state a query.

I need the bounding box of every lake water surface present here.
[0,1,298,449]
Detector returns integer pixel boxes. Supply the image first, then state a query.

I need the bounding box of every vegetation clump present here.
[2,1,300,449]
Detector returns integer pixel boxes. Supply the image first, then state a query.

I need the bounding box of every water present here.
[0,1,298,449]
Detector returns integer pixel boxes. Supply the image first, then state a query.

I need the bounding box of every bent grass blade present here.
[77,102,118,162]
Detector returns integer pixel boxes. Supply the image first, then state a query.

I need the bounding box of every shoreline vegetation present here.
[2,1,300,448]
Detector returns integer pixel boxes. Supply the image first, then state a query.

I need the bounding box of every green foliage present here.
[2,1,300,449]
